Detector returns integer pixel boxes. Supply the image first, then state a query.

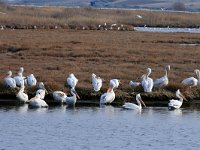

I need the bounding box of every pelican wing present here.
[168,99,182,109]
[122,102,140,110]
[154,76,168,87]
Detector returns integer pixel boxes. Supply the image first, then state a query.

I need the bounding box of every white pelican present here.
[67,73,78,89]
[4,71,16,88]
[53,91,67,104]
[14,67,25,87]
[16,83,28,103]
[168,89,187,110]
[122,94,146,110]
[36,82,48,100]
[154,65,170,88]
[182,69,200,87]
[141,68,154,92]
[100,86,115,104]
[110,79,120,89]
[28,93,48,108]
[66,88,80,107]
[92,73,103,92]
[26,74,37,86]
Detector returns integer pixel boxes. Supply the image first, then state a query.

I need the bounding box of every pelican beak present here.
[74,90,80,99]
[45,89,48,94]
[140,98,146,107]
[180,93,187,101]
[107,87,112,92]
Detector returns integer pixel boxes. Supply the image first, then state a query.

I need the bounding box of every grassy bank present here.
[0,3,200,29]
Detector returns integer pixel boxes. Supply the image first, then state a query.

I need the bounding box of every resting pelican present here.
[92,73,103,92]
[14,67,25,87]
[16,83,28,103]
[4,71,16,88]
[29,93,48,108]
[26,74,37,86]
[154,65,170,88]
[122,94,146,110]
[110,79,120,89]
[168,89,187,110]
[100,86,115,104]
[182,69,200,87]
[141,68,153,92]
[36,82,48,100]
[67,73,78,89]
[53,91,67,104]
[66,88,80,107]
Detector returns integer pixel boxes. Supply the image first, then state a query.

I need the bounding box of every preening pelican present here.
[100,86,115,104]
[110,79,120,89]
[16,83,28,103]
[66,88,80,107]
[53,91,67,104]
[141,68,153,92]
[154,65,170,88]
[26,74,37,86]
[36,82,48,100]
[14,67,25,87]
[67,73,78,89]
[168,89,187,110]
[182,69,200,87]
[122,94,146,110]
[92,73,103,92]
[4,71,16,88]
[29,93,48,108]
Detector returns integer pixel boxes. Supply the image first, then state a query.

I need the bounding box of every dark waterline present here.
[1,105,200,150]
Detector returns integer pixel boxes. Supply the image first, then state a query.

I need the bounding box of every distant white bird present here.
[110,79,120,89]
[100,86,115,104]
[67,73,78,89]
[129,81,141,88]
[122,94,146,110]
[168,89,187,110]
[181,69,200,87]
[36,82,48,100]
[4,71,16,88]
[141,68,153,92]
[14,67,25,87]
[66,88,80,107]
[29,93,48,108]
[136,15,143,19]
[16,83,28,103]
[92,73,103,92]
[26,74,37,86]
[154,65,170,88]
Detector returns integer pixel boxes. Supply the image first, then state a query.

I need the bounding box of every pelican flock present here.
[2,66,200,110]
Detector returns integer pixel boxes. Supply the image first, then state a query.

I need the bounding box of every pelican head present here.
[19,67,24,73]
[92,73,96,78]
[147,68,152,76]
[176,89,187,101]
[136,93,146,107]
[7,70,12,76]
[38,82,48,94]
[195,69,200,78]
[166,65,170,71]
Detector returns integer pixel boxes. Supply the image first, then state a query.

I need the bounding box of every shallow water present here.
[1,105,200,150]
[135,27,200,33]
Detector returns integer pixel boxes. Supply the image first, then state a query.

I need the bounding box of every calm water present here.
[1,105,200,150]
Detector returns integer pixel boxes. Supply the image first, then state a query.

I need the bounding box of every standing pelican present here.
[141,68,153,92]
[168,89,187,110]
[26,74,37,86]
[36,82,48,100]
[14,67,25,87]
[122,94,146,110]
[100,85,115,104]
[67,73,78,89]
[29,93,48,108]
[92,73,103,92]
[110,79,120,89]
[66,88,80,107]
[16,83,28,103]
[182,69,200,87]
[4,71,16,88]
[154,65,170,88]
